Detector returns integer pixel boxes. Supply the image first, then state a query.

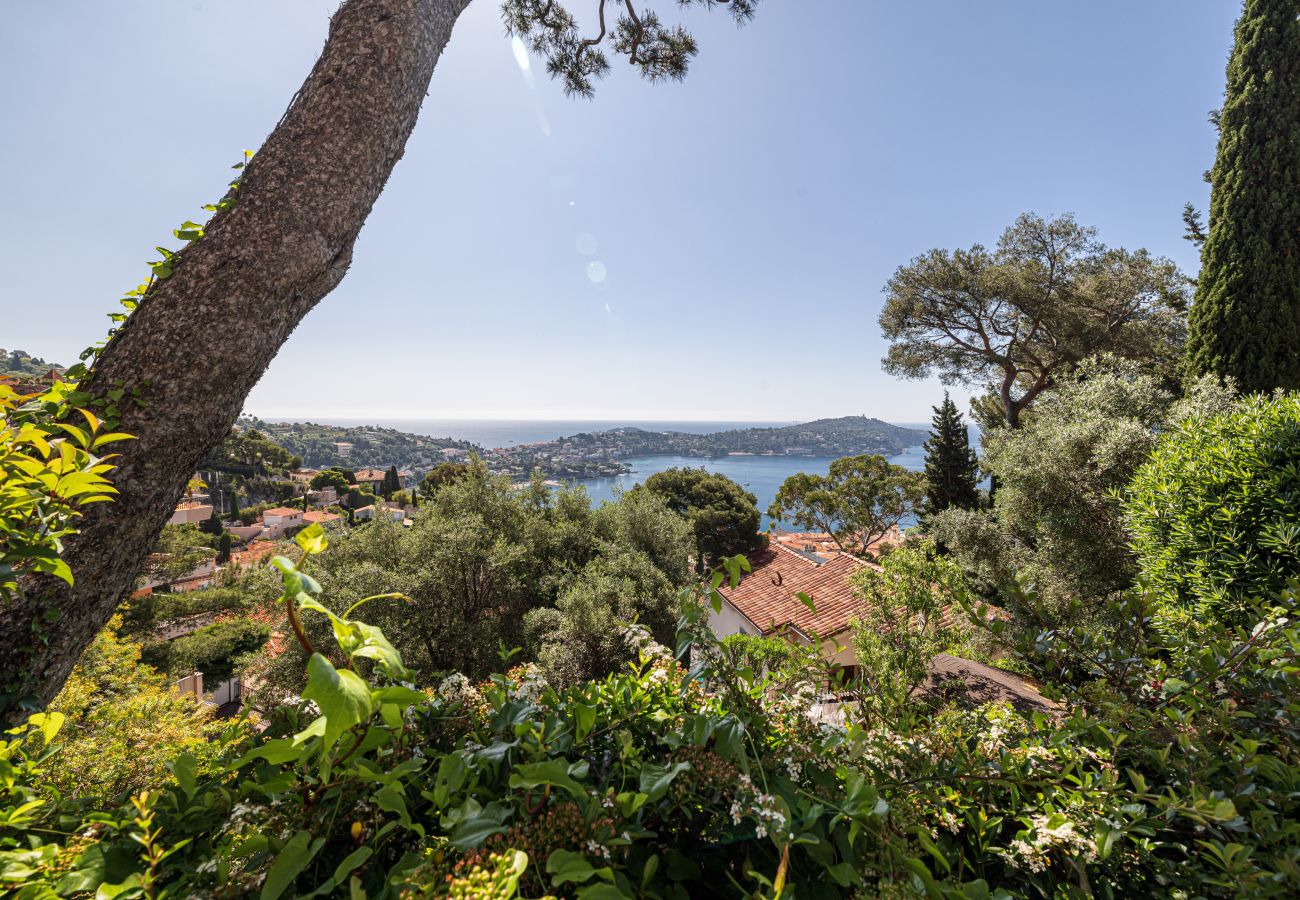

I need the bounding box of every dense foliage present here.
[850,540,972,720]
[45,617,233,800]
[5,515,1300,897]
[202,427,301,479]
[1186,0,1300,392]
[933,358,1234,613]
[1125,391,1300,637]
[641,468,763,572]
[140,617,272,685]
[250,463,693,698]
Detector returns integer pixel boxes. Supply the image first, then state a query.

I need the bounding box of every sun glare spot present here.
[510,36,535,89]
[586,261,607,283]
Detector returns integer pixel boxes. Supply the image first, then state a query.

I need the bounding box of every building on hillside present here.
[770,526,904,558]
[226,525,265,544]
[260,507,305,540]
[309,486,339,506]
[230,540,278,570]
[169,502,214,526]
[353,468,388,492]
[168,560,217,593]
[303,509,344,528]
[333,442,353,457]
[137,558,216,595]
[289,468,320,484]
[440,447,468,460]
[707,543,1051,713]
[709,543,872,678]
[353,504,404,524]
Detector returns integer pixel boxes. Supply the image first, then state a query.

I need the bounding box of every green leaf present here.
[548,849,597,886]
[449,803,509,849]
[638,761,690,803]
[301,653,372,754]
[296,523,328,555]
[261,830,325,900]
[432,753,467,808]
[27,711,64,746]
[509,759,588,800]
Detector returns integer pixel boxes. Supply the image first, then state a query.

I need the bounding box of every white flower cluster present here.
[511,663,548,702]
[729,774,789,841]
[1004,813,1098,874]
[437,672,480,706]
[586,839,612,861]
[622,623,673,665]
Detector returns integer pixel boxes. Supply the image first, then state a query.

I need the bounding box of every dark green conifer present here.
[199,508,223,536]
[382,465,400,499]
[921,393,979,527]
[1186,0,1300,392]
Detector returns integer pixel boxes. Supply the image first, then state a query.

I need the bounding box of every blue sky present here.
[2,1,1238,421]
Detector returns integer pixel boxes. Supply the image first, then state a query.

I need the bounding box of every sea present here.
[296,418,933,531]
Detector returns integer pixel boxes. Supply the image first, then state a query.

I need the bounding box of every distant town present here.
[248,414,926,479]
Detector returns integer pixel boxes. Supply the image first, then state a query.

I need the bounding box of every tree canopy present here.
[879,213,1188,429]
[769,454,925,555]
[640,468,763,571]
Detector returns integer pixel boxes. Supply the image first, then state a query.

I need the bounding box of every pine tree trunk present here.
[1,0,470,721]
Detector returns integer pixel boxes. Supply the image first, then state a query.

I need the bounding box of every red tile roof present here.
[719,544,875,637]
[262,507,305,517]
[303,510,341,524]
[230,540,278,568]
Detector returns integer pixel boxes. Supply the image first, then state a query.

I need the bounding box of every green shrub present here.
[1124,392,1300,632]
[140,617,270,684]
[120,585,253,635]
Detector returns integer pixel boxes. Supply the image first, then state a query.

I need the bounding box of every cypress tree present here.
[1186,0,1300,392]
[921,393,979,527]
[228,490,241,522]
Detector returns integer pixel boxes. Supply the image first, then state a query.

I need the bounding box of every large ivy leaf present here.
[301,653,372,754]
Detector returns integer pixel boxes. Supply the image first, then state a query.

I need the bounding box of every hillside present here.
[242,416,480,470]
[487,416,927,477]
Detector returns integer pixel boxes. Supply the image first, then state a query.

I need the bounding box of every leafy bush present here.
[934,358,1235,611]
[851,540,973,719]
[1125,392,1300,633]
[2,525,1298,897]
[120,585,255,636]
[45,617,235,800]
[140,617,270,685]
[251,464,692,699]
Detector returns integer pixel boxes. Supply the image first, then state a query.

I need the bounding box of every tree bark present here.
[1,0,471,721]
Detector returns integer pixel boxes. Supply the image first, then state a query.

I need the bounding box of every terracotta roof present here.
[719,544,874,637]
[303,510,341,523]
[772,527,902,557]
[353,468,387,481]
[262,507,305,517]
[923,655,1059,713]
[230,540,278,568]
